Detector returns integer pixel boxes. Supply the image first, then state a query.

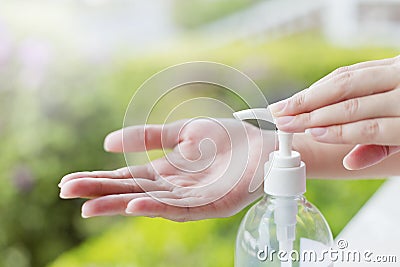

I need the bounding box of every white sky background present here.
[0,0,399,70]
[1,0,400,61]
[0,0,179,62]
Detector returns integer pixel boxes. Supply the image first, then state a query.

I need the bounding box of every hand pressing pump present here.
[234,108,333,267]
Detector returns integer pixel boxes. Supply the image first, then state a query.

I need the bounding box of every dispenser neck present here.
[264,194,305,202]
[277,130,293,157]
[264,137,306,197]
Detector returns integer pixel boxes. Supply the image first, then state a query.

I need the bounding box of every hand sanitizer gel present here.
[234,108,333,267]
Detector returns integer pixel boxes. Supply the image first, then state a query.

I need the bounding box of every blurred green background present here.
[0,0,398,267]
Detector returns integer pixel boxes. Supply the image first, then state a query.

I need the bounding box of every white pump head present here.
[233,108,306,197]
[234,107,306,267]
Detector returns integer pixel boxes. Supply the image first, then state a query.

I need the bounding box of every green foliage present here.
[306,179,385,236]
[0,61,127,267]
[172,0,263,29]
[46,34,398,267]
[47,217,240,267]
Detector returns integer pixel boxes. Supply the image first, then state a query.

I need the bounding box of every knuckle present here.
[343,98,360,119]
[128,179,139,192]
[174,208,191,222]
[289,92,307,109]
[98,180,104,195]
[303,112,314,126]
[172,216,187,222]
[332,125,344,142]
[333,70,354,98]
[143,126,153,148]
[116,167,130,178]
[361,120,380,142]
[379,56,398,66]
[333,66,350,76]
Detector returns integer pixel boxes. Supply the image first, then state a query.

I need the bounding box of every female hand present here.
[59,118,273,221]
[270,55,400,170]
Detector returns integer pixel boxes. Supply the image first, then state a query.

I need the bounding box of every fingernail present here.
[125,209,135,215]
[125,203,136,214]
[59,189,74,199]
[59,191,67,199]
[58,173,75,187]
[81,203,91,218]
[103,137,112,152]
[276,116,295,126]
[125,209,141,215]
[307,127,327,137]
[103,131,120,152]
[125,199,144,215]
[269,100,287,115]
[342,156,354,170]
[58,178,66,187]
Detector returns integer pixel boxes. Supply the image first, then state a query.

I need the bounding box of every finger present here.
[270,64,400,116]
[58,165,154,187]
[276,89,399,132]
[59,178,170,199]
[343,144,400,170]
[125,197,221,222]
[104,120,186,153]
[313,56,400,86]
[81,191,176,218]
[306,118,400,145]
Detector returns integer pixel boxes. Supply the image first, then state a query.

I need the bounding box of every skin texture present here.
[59,56,400,221]
[270,55,400,170]
[59,119,274,221]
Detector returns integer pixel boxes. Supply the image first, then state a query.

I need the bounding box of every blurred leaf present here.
[172,0,263,29]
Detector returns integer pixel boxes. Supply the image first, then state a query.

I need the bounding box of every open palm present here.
[59,118,274,221]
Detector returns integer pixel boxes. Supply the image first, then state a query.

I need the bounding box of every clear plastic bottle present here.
[235,195,333,267]
[233,108,334,267]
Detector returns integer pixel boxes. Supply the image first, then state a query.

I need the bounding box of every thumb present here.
[343,144,400,170]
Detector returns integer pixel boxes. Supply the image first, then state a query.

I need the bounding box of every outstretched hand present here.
[270,56,400,170]
[59,119,273,221]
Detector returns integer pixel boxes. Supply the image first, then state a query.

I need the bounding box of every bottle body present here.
[235,195,333,267]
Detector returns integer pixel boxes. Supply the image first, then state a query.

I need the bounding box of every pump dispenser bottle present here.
[234,108,333,267]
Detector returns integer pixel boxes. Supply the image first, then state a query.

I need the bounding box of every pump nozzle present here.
[233,108,294,158]
[234,107,307,267]
[233,108,305,196]
[233,108,275,124]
